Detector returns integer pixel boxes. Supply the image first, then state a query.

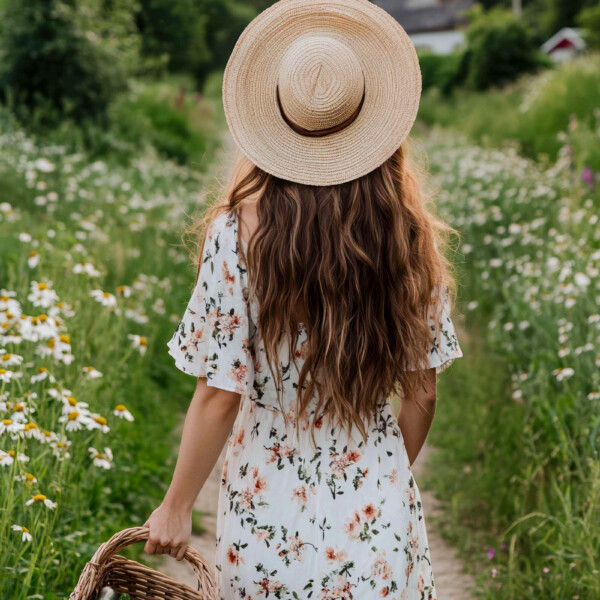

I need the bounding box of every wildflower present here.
[88,414,110,434]
[88,447,114,469]
[128,334,148,356]
[0,449,29,466]
[558,347,570,358]
[61,396,89,414]
[11,403,34,423]
[34,158,55,173]
[114,404,134,421]
[588,392,599,401]
[73,262,101,278]
[28,251,40,269]
[31,367,56,384]
[0,419,24,437]
[487,548,495,560]
[28,281,59,308]
[552,368,574,381]
[82,366,103,379]
[26,493,57,510]
[90,289,117,308]
[491,568,498,578]
[51,438,71,460]
[0,368,22,383]
[116,285,132,298]
[23,422,41,439]
[0,350,23,366]
[58,410,91,432]
[11,525,32,542]
[15,472,37,486]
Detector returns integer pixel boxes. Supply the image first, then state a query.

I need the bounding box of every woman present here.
[144,0,463,598]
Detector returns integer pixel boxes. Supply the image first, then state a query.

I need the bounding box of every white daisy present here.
[26,493,57,510]
[114,404,134,422]
[128,334,148,356]
[27,281,59,308]
[88,447,114,470]
[58,410,91,432]
[87,414,110,434]
[90,289,117,308]
[82,366,103,379]
[31,367,56,384]
[11,524,33,542]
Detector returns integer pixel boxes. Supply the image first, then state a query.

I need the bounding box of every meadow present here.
[425,131,600,599]
[0,84,219,598]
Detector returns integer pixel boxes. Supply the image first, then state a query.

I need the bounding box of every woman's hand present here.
[143,503,192,561]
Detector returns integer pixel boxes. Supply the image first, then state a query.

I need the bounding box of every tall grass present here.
[418,54,600,172]
[421,131,600,598]
[0,89,219,597]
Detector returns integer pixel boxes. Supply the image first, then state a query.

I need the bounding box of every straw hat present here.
[222,0,421,186]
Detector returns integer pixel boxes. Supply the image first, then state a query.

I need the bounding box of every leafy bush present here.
[578,3,600,49]
[418,51,468,96]
[464,7,544,90]
[0,0,140,124]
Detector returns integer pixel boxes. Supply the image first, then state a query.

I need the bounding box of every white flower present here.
[0,368,22,383]
[28,281,59,308]
[14,472,37,486]
[82,366,103,379]
[0,449,29,466]
[73,263,101,278]
[11,525,33,542]
[588,392,599,401]
[34,158,55,173]
[87,414,110,434]
[88,447,114,469]
[114,404,134,422]
[26,493,57,510]
[58,410,91,432]
[574,272,590,288]
[467,301,478,311]
[19,233,33,243]
[116,285,132,298]
[552,368,575,381]
[28,251,40,269]
[128,334,148,355]
[11,402,34,423]
[31,367,56,384]
[51,438,71,460]
[0,418,25,437]
[0,350,23,367]
[90,289,117,308]
[558,347,570,358]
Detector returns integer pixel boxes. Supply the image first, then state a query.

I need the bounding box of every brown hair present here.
[192,143,457,443]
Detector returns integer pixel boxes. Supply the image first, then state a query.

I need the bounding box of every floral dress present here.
[167,212,463,600]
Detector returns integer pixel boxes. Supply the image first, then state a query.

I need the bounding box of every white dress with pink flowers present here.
[167,212,463,600]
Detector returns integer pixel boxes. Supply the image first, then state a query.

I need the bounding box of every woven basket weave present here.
[69,527,218,600]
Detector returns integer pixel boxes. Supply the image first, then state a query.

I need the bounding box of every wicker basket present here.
[69,527,218,600]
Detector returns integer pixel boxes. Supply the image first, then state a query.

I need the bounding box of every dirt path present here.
[158,445,475,598]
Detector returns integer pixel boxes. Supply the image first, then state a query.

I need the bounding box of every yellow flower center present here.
[21,314,27,320]
[25,473,35,482]
[14,404,24,412]
[139,337,147,346]
[47,339,55,349]
[0,295,8,302]
[1,419,11,426]
[59,334,70,344]
[8,450,15,457]
[57,302,63,308]
[33,494,46,503]
[39,314,47,322]
[67,396,77,406]
[29,251,38,258]
[21,526,30,533]
[56,442,66,448]
[0,368,7,374]
[1,354,10,361]
[93,416,107,426]
[115,404,126,412]
[31,317,38,325]
[25,422,39,431]
[38,367,48,373]
[67,411,79,421]
[2,322,9,329]
[5,312,13,319]
[103,292,111,298]
[38,283,48,291]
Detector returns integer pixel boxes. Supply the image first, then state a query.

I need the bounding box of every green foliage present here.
[0,0,141,124]
[424,130,600,598]
[418,54,600,170]
[464,7,544,90]
[0,91,217,597]
[418,51,469,96]
[578,3,600,48]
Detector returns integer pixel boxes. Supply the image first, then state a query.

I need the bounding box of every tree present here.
[464,7,543,90]
[577,3,600,48]
[0,0,140,123]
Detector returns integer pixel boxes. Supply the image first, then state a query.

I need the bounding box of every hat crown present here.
[278,35,364,132]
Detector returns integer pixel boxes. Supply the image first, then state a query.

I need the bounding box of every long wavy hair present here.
[191,143,457,443]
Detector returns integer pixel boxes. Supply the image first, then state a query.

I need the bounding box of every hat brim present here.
[222,0,421,186]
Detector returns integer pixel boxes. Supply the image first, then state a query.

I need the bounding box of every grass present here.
[419,131,600,598]
[418,54,600,172]
[0,83,220,598]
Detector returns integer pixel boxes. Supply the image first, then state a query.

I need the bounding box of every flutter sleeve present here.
[407,285,463,374]
[166,214,254,395]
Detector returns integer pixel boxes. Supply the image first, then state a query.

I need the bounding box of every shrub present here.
[0,0,140,124]
[578,3,600,49]
[464,7,544,90]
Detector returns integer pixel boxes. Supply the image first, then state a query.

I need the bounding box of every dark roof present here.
[375,0,474,34]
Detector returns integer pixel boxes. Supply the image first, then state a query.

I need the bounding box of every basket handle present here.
[87,527,218,599]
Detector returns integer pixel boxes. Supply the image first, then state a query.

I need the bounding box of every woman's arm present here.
[143,378,240,560]
[396,368,437,465]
